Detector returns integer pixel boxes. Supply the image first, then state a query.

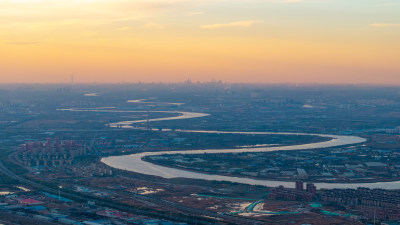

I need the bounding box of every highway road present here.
[0,160,263,225]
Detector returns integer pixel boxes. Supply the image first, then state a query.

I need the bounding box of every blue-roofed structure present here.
[24,205,47,211]
[42,192,73,202]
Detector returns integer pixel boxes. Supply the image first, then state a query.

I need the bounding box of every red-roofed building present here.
[18,198,43,205]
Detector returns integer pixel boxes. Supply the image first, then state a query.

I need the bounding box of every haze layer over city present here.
[1,0,400,225]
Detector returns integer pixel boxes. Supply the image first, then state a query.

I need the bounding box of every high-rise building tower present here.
[295,180,304,191]
[306,183,317,195]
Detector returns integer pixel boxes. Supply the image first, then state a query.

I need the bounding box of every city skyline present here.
[1,0,399,84]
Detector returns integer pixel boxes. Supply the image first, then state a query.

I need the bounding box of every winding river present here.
[61,108,400,189]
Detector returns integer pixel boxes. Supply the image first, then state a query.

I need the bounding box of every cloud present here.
[283,0,303,2]
[116,26,132,31]
[201,20,262,29]
[141,23,165,29]
[0,0,193,24]
[371,23,400,27]
[187,11,204,16]
[0,0,190,40]
[7,41,39,45]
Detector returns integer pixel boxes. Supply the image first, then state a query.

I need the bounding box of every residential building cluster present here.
[17,138,86,167]
[268,181,317,201]
[321,188,400,221]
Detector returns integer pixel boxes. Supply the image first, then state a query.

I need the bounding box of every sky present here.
[0,0,399,84]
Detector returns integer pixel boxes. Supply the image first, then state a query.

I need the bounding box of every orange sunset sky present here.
[0,0,399,84]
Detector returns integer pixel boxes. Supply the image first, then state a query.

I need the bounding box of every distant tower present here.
[306,183,317,195]
[71,74,74,85]
[295,180,304,191]
[147,111,150,130]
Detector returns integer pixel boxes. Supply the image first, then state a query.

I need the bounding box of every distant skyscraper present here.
[306,183,317,195]
[295,180,304,191]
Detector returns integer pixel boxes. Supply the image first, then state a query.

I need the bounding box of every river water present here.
[60,108,400,189]
[101,132,398,189]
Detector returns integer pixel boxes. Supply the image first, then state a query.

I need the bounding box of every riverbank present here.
[142,155,400,184]
[102,132,376,189]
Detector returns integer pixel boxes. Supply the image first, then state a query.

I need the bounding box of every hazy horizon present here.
[1,81,400,87]
[1,0,399,84]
